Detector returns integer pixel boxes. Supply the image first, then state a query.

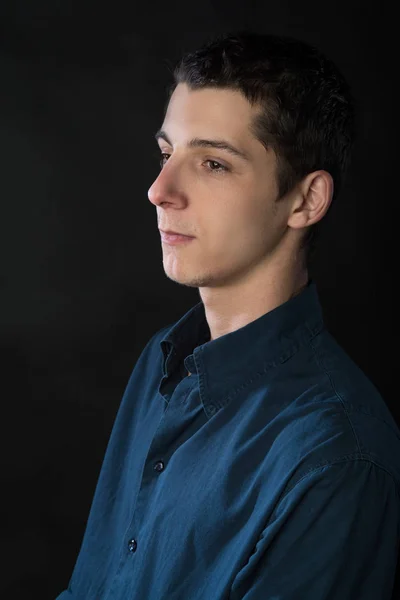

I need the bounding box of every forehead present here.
[163,83,259,147]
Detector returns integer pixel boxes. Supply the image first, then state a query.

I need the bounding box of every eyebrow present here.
[154,129,251,162]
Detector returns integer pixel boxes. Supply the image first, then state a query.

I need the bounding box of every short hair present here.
[163,30,357,264]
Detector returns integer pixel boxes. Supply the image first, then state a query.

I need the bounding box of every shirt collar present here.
[159,279,325,414]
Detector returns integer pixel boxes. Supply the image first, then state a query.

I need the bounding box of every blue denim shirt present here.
[56,281,400,599]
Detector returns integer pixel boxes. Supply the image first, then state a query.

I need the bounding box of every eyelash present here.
[156,152,229,174]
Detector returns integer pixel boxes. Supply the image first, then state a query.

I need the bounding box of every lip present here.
[159,230,195,245]
[159,229,194,237]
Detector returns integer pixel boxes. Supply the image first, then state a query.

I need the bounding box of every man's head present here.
[148,31,355,290]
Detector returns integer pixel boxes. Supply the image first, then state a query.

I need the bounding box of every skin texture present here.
[148,83,333,342]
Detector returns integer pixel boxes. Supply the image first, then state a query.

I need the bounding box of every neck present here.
[200,254,309,343]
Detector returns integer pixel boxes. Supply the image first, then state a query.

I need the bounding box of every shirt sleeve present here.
[230,460,400,600]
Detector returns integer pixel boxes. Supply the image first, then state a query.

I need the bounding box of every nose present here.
[147,158,187,209]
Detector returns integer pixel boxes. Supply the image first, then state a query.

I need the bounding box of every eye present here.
[156,152,228,173]
[206,159,228,173]
[159,152,170,168]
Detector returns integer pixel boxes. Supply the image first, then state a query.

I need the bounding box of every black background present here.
[0,2,396,598]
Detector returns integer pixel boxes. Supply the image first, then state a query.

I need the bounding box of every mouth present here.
[159,229,194,237]
[159,230,195,245]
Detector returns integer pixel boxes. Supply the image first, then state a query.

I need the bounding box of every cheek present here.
[201,182,277,246]
[230,201,281,255]
[226,197,273,238]
[205,217,264,260]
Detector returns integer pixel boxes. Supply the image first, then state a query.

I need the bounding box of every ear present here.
[287,170,334,230]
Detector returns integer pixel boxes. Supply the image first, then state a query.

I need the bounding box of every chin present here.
[164,272,210,288]
[163,257,236,288]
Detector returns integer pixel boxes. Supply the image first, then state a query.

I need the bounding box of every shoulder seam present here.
[283,455,399,500]
[307,332,364,456]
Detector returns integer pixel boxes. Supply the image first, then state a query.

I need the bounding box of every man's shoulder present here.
[272,327,400,491]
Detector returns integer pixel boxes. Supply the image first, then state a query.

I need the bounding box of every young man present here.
[57,31,400,599]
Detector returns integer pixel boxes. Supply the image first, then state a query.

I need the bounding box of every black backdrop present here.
[0,3,396,598]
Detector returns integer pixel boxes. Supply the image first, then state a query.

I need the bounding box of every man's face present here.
[148,83,292,289]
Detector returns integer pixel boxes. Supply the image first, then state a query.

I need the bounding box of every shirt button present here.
[154,460,164,472]
[128,539,137,553]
